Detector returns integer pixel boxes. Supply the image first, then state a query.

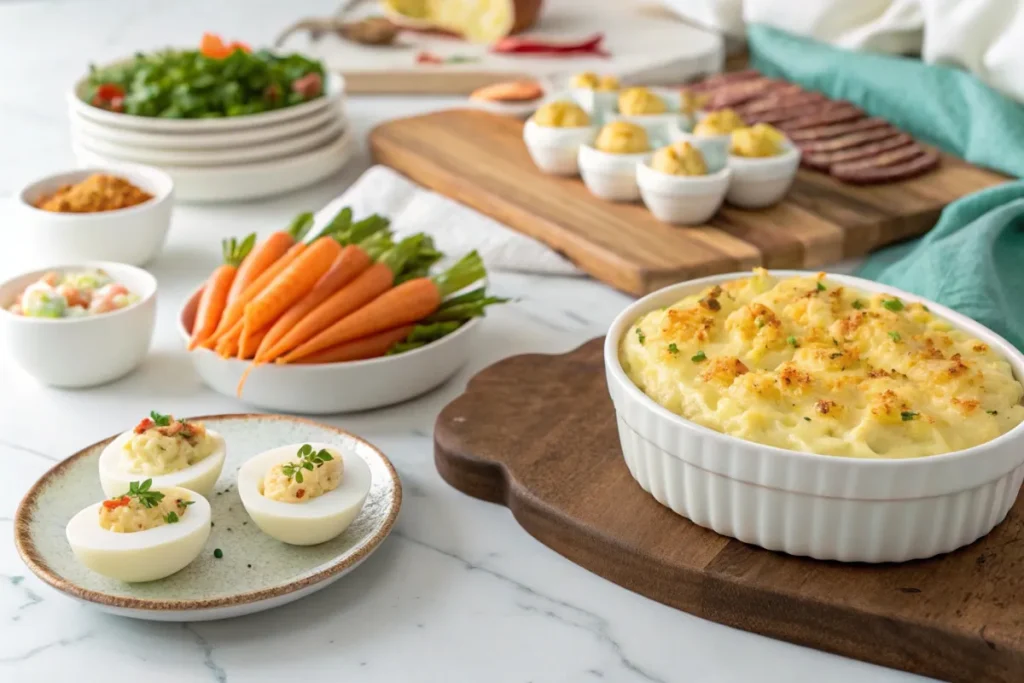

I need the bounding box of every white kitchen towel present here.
[312,165,583,276]
[662,0,1024,104]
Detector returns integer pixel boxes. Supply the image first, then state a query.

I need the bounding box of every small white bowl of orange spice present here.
[15,165,173,268]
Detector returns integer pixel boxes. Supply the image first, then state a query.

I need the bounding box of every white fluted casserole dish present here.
[604,270,1024,563]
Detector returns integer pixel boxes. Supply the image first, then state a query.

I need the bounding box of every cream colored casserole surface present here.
[619,268,1024,459]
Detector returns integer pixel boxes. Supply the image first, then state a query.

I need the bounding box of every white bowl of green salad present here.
[0,263,157,388]
[67,41,341,134]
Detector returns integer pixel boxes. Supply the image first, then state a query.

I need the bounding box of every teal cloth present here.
[745,25,1024,350]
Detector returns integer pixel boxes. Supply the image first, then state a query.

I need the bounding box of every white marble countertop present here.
[0,1,925,681]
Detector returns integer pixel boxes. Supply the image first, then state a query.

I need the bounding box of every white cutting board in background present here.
[281,0,724,94]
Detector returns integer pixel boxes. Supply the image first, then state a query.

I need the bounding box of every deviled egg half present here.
[238,442,371,546]
[98,412,226,498]
[66,480,212,582]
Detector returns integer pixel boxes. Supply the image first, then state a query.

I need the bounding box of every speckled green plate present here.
[14,414,401,621]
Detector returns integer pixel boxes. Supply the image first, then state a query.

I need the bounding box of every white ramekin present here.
[15,165,174,268]
[669,123,732,173]
[522,118,598,176]
[725,144,801,209]
[578,145,653,202]
[636,162,731,225]
[0,261,157,388]
[604,270,1024,563]
[570,88,619,122]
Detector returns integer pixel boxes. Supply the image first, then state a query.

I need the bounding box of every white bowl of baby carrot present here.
[177,206,507,413]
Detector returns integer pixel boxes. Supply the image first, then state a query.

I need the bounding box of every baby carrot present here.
[261,235,425,362]
[187,233,255,350]
[238,326,270,360]
[238,236,342,355]
[294,325,415,364]
[226,212,312,304]
[280,251,485,364]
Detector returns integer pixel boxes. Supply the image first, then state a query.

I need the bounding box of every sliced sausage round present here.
[802,134,913,169]
[779,105,864,131]
[831,148,940,184]
[799,128,902,154]
[788,117,891,142]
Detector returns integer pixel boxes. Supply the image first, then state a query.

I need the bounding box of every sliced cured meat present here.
[749,100,852,126]
[830,144,927,174]
[788,117,890,142]
[799,127,902,154]
[831,148,940,184]
[802,134,913,170]
[686,69,761,92]
[707,79,786,109]
[779,105,863,131]
[737,91,823,116]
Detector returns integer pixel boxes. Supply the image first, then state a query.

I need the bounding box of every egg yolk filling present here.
[731,123,786,158]
[652,142,708,176]
[123,412,216,475]
[572,72,618,91]
[618,87,667,116]
[99,480,192,533]
[594,121,650,154]
[261,446,344,503]
[533,101,590,127]
[694,108,746,136]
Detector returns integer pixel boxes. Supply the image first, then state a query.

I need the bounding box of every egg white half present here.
[238,442,371,546]
[98,429,226,498]
[65,486,212,583]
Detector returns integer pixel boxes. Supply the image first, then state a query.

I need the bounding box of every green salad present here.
[85,35,326,119]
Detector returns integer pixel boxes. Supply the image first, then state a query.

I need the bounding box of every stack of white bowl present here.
[66,73,352,203]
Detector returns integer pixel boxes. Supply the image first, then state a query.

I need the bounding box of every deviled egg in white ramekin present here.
[726,124,801,209]
[238,442,371,546]
[523,100,598,176]
[578,120,654,202]
[606,87,691,143]
[66,482,211,582]
[670,108,748,173]
[637,161,731,225]
[98,412,226,498]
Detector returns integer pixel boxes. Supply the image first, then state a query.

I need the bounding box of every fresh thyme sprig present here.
[281,444,334,484]
[123,479,165,509]
[150,411,172,427]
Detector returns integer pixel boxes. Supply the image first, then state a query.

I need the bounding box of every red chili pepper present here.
[103,496,130,510]
[491,33,609,57]
[416,50,444,65]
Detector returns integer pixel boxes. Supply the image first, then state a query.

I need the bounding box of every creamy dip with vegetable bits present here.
[8,269,138,318]
[97,411,227,498]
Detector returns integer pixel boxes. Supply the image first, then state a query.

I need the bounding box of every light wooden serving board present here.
[284,1,723,94]
[369,109,1007,296]
[434,339,1024,683]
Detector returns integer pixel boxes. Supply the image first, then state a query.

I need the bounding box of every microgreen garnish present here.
[281,444,334,484]
[901,411,918,421]
[787,336,799,348]
[668,343,679,355]
[691,350,706,363]
[851,299,864,310]
[181,500,194,507]
[883,298,904,312]
[921,304,930,312]
[889,331,902,342]
[636,328,645,345]
[988,410,999,415]
[150,411,171,427]
[164,511,180,524]
[123,479,164,509]
[816,282,826,291]
[804,417,811,422]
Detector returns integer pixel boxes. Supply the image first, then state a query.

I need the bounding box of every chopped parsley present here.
[668,343,679,355]
[213,548,223,559]
[851,299,865,310]
[787,335,799,348]
[888,331,902,342]
[988,410,999,416]
[281,444,334,484]
[164,511,180,524]
[883,298,904,312]
[816,282,826,291]
[123,479,164,509]
[635,327,645,345]
[755,317,765,328]
[803,417,811,422]
[829,352,844,359]
[921,304,930,312]
[901,411,919,421]
[150,410,172,426]
[691,350,706,363]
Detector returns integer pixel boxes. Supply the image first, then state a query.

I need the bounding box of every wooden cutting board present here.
[434,339,1024,683]
[370,109,1007,296]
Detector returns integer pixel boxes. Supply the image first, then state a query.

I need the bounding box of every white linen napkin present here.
[312,165,583,276]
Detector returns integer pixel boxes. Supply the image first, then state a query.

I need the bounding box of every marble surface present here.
[0,1,926,681]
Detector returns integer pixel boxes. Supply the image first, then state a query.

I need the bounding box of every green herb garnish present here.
[988,410,999,416]
[124,479,164,509]
[901,411,919,421]
[883,298,904,312]
[691,350,706,363]
[668,343,679,355]
[816,282,826,291]
[164,511,180,524]
[787,336,799,348]
[888,331,902,342]
[804,417,811,422]
[150,411,171,427]
[636,328,645,345]
[755,317,765,328]
[851,300,864,310]
[213,548,223,559]
[281,444,334,484]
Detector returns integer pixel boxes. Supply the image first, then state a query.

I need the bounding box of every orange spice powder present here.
[34,174,153,213]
